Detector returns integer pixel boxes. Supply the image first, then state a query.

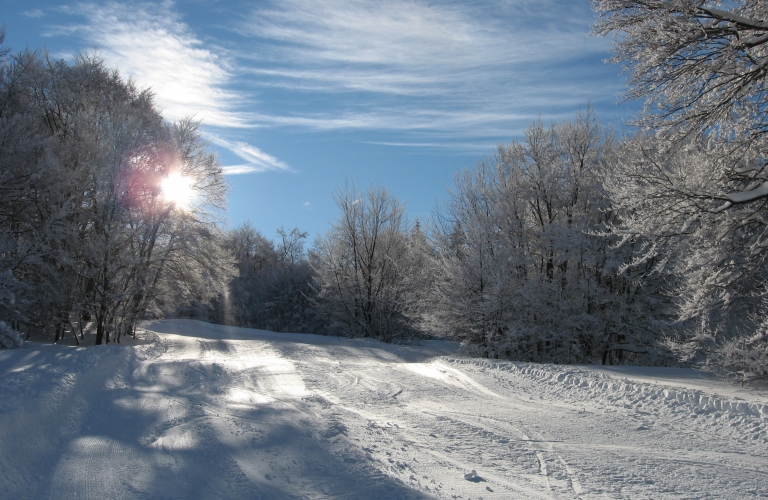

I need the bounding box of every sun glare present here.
[161,172,195,209]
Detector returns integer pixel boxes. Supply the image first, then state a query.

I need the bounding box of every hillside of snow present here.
[1,319,767,499]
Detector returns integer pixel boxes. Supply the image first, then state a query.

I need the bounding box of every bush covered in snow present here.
[712,332,768,384]
[0,321,23,349]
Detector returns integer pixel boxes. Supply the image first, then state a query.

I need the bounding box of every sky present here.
[1,0,639,242]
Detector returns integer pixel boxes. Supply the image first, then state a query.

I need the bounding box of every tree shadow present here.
[2,339,434,499]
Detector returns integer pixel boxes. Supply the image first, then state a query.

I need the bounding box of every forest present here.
[1,1,767,383]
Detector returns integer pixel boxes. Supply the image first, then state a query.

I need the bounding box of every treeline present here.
[230,112,669,367]
[218,109,762,378]
[220,225,316,333]
[223,107,762,379]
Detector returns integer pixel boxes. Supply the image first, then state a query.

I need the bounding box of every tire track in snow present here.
[394,361,583,497]
[304,347,768,498]
[304,357,574,498]
[518,423,584,497]
[445,358,768,498]
[50,436,138,500]
[421,408,581,498]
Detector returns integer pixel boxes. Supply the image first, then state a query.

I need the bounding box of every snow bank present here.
[446,358,768,435]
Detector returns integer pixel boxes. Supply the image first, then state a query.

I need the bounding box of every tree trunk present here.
[95,303,107,345]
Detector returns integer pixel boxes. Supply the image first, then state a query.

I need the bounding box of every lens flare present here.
[161,172,195,209]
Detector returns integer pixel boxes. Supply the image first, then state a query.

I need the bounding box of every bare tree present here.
[313,185,414,342]
[277,227,309,265]
[224,223,316,333]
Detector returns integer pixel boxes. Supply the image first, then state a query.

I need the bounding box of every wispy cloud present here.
[60,2,251,128]
[219,165,260,175]
[364,141,501,152]
[209,136,292,175]
[240,0,599,87]
[244,105,576,139]
[22,9,45,18]
[43,0,623,156]
[234,0,618,140]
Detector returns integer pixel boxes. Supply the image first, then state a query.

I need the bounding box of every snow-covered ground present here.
[1,320,767,499]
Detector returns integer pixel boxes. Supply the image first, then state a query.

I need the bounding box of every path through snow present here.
[1,319,767,499]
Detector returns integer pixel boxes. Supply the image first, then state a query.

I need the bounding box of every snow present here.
[1,319,767,499]
[0,321,23,349]
[726,181,768,203]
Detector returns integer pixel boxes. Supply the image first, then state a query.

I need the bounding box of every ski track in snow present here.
[1,319,767,499]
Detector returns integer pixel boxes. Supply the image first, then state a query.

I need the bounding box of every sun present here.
[161,172,195,209]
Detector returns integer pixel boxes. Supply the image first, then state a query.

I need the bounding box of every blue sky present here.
[2,0,637,241]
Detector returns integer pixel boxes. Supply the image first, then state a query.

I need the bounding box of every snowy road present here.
[1,320,767,499]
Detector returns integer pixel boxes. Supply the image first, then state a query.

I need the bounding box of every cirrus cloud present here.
[61,2,251,128]
[209,135,292,175]
[233,0,622,141]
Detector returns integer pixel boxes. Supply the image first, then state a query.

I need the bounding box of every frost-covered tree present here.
[593,0,768,377]
[224,223,276,327]
[427,112,668,363]
[606,134,768,371]
[592,1,768,148]
[398,218,442,336]
[156,223,236,327]
[113,117,231,341]
[0,47,231,344]
[0,50,90,337]
[313,186,415,342]
[0,321,23,349]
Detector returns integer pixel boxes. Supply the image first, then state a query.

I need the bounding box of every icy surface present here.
[1,319,767,499]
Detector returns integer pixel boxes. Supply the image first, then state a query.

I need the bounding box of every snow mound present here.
[0,321,23,349]
[445,358,768,441]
